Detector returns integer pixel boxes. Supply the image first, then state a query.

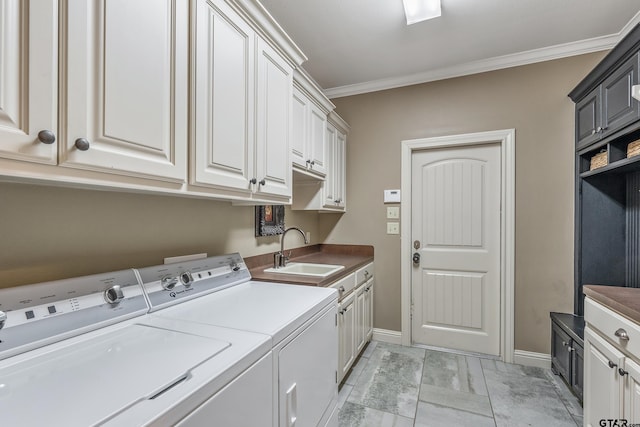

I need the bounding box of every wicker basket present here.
[590,150,608,170]
[628,140,640,158]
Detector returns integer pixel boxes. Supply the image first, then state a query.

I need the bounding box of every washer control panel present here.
[137,253,251,311]
[0,270,148,360]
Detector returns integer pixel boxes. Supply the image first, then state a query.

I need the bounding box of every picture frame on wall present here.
[255,205,285,237]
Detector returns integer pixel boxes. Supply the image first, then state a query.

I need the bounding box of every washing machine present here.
[0,268,273,426]
[136,253,340,427]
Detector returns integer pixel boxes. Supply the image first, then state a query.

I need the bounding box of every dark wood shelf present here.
[580,154,640,178]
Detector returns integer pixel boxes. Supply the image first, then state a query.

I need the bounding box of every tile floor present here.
[338,342,583,427]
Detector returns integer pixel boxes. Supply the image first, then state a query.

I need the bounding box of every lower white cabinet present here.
[584,296,640,426]
[334,263,374,383]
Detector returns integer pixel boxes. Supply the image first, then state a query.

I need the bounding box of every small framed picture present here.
[255,205,285,236]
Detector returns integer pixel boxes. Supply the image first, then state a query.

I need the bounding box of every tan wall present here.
[0,52,606,354]
[0,182,324,287]
[323,52,607,354]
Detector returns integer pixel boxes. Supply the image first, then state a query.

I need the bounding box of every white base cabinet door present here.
[625,358,640,424]
[584,327,624,426]
[338,292,356,381]
[0,0,57,164]
[61,0,188,182]
[364,278,374,341]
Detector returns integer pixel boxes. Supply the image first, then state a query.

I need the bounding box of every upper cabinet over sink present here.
[291,70,335,179]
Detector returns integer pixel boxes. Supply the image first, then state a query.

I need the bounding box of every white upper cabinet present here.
[192,0,255,195]
[255,38,293,199]
[0,0,57,164]
[192,0,293,202]
[60,0,188,182]
[322,115,347,211]
[290,71,333,178]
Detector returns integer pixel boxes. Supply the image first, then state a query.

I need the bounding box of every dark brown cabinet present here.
[575,53,639,150]
[551,313,584,402]
[569,24,640,315]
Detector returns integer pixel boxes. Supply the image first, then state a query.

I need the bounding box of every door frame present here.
[400,129,515,363]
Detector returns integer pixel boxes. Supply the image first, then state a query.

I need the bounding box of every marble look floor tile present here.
[338,384,353,409]
[338,402,414,427]
[480,359,548,380]
[348,343,424,418]
[423,350,488,396]
[361,341,378,359]
[545,370,583,417]
[414,401,496,427]
[484,368,577,427]
[419,384,493,417]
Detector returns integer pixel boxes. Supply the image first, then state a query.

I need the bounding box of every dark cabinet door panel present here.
[603,53,640,135]
[552,323,572,380]
[576,88,601,149]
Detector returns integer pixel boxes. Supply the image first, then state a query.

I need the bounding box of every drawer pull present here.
[339,286,345,293]
[615,328,630,341]
[609,361,618,369]
[619,368,629,377]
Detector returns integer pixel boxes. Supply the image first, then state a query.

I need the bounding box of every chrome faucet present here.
[274,227,309,268]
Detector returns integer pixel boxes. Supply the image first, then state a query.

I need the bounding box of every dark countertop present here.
[584,285,640,325]
[550,312,584,342]
[245,244,374,288]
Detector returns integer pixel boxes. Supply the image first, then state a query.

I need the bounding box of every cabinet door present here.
[584,327,624,426]
[192,0,255,193]
[602,53,640,137]
[279,307,338,427]
[355,285,366,354]
[308,103,327,177]
[323,124,337,207]
[339,294,355,381]
[576,87,602,149]
[624,357,640,425]
[551,322,571,380]
[0,0,57,164]
[364,279,374,341]
[571,341,584,402]
[290,87,308,169]
[62,0,187,182]
[255,38,292,198]
[334,130,347,209]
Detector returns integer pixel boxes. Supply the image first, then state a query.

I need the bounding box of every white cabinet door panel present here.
[0,0,57,164]
[192,0,254,193]
[290,87,308,168]
[308,103,326,176]
[61,0,187,182]
[255,38,292,198]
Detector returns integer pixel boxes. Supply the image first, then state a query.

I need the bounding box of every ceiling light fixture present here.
[402,0,441,25]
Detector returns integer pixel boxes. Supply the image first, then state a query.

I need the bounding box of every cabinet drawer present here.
[355,263,374,286]
[330,273,356,298]
[585,297,640,356]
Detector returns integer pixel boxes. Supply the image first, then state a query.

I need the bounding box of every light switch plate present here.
[387,206,400,219]
[384,189,401,203]
[387,222,400,234]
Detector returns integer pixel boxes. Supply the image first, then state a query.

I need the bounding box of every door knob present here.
[412,253,420,264]
[37,130,56,144]
[75,138,90,151]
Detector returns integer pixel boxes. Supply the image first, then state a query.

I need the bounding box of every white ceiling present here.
[259,0,640,98]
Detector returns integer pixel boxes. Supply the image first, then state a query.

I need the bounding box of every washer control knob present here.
[161,275,178,290]
[179,271,194,287]
[104,285,124,304]
[0,311,7,330]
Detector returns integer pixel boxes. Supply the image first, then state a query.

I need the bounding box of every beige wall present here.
[0,182,325,287]
[323,52,607,354]
[0,52,606,354]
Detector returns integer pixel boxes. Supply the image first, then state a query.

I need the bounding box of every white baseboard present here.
[513,350,551,369]
[372,328,402,345]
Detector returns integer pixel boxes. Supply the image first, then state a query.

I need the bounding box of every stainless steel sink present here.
[264,262,345,277]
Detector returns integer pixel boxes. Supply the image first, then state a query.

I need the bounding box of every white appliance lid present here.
[0,324,230,426]
[158,281,337,344]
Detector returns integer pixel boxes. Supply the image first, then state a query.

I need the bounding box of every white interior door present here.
[411,142,501,356]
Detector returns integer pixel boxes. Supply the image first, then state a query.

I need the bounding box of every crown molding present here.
[324,11,640,99]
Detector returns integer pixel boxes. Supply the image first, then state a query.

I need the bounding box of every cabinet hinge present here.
[335,370,338,383]
[335,313,338,326]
